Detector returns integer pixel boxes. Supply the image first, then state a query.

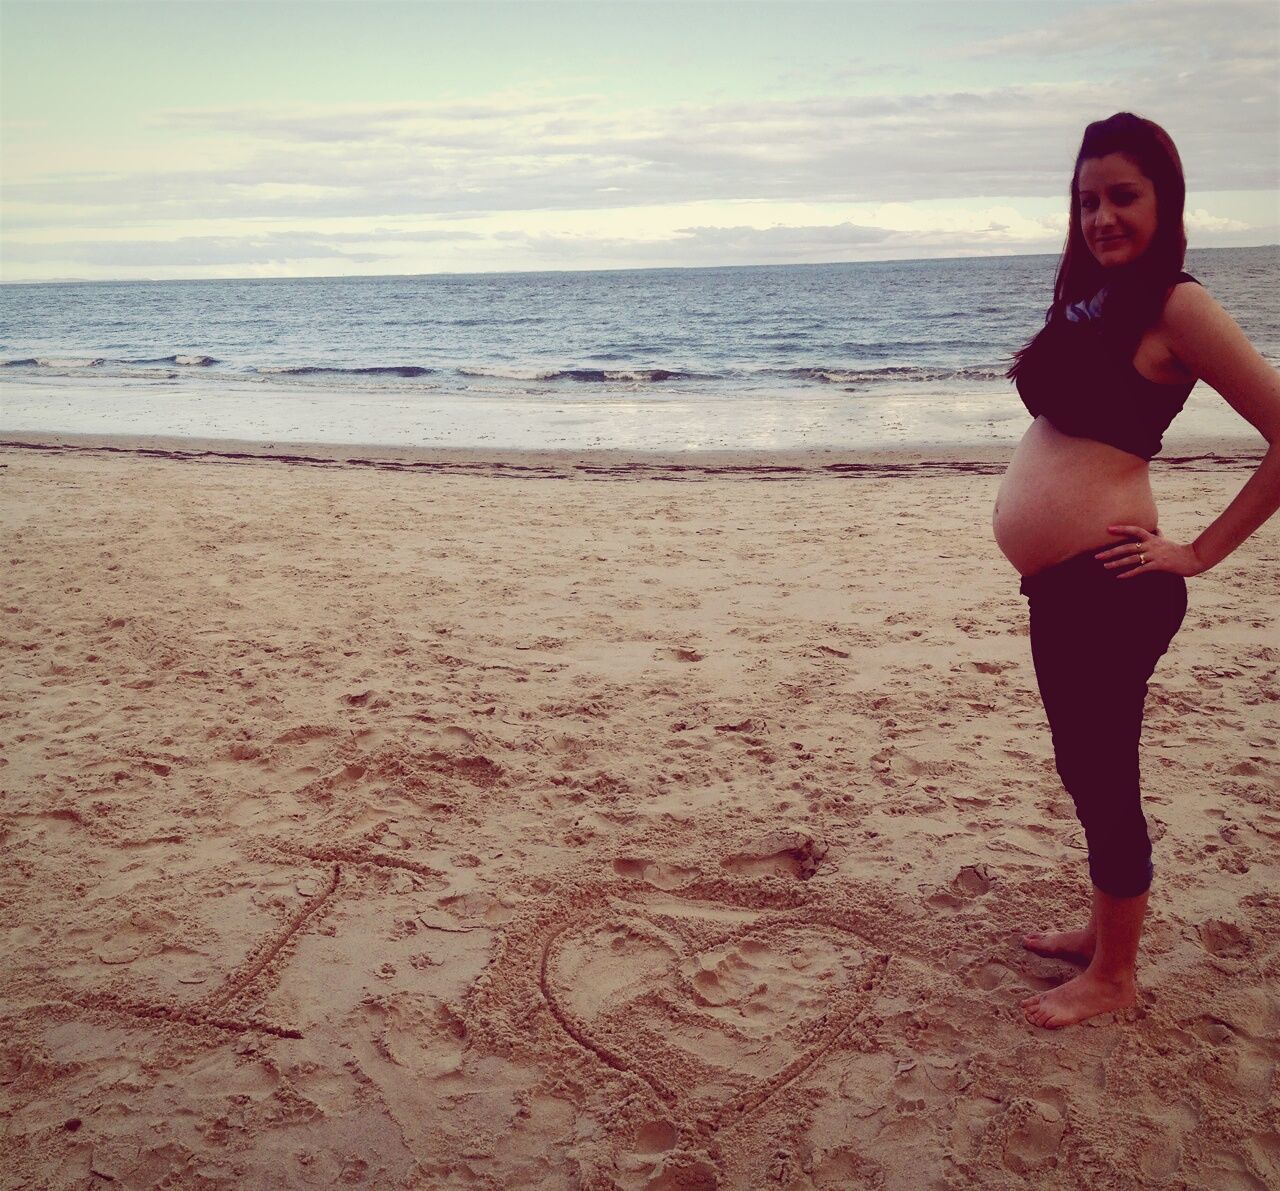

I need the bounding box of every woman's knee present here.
[1054,750,1140,802]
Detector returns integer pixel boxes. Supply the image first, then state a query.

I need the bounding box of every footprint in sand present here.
[630,1118,678,1156]
[1000,1097,1067,1175]
[1198,918,1251,959]
[721,831,829,880]
[926,864,994,912]
[814,643,850,658]
[952,864,994,897]
[612,857,701,890]
[965,959,1020,991]
[272,724,342,776]
[655,645,705,663]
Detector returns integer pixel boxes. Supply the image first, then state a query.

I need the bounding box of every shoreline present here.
[0,429,1267,480]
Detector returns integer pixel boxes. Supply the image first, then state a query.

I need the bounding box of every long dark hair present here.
[1008,112,1188,380]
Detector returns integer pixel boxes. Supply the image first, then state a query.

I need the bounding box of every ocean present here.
[1,246,1275,451]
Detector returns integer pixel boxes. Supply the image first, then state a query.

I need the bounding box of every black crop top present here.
[1015,271,1200,461]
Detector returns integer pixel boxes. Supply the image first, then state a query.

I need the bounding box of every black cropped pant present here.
[1019,542,1188,898]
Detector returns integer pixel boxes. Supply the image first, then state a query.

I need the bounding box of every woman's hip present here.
[1020,542,1188,677]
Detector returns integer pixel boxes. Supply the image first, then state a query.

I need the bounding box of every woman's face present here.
[1077,152,1158,267]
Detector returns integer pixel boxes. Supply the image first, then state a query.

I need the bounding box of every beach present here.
[2,430,1277,1189]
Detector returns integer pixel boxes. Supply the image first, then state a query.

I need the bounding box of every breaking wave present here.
[256,364,437,378]
[127,354,219,367]
[3,356,105,368]
[457,366,714,383]
[767,364,1007,385]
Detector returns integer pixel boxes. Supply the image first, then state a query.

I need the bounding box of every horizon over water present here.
[4,239,1276,286]
[2,246,1275,452]
[1,248,1077,287]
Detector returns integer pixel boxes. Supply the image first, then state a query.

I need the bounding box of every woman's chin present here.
[1091,240,1139,267]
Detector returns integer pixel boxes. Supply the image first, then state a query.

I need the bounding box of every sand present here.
[1,431,1277,1190]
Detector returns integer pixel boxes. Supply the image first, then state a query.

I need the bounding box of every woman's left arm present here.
[1159,282,1280,573]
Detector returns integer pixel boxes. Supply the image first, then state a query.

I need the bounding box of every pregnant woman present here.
[993,112,1280,1028]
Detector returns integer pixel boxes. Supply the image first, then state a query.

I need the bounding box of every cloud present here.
[490,209,1069,267]
[6,62,1274,237]
[3,204,1266,278]
[951,0,1273,62]
[2,1,1274,277]
[1184,207,1251,233]
[156,92,595,142]
[0,232,401,267]
[7,47,1269,239]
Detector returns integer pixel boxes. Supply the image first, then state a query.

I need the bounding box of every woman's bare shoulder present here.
[1164,274,1214,311]
[1160,279,1280,443]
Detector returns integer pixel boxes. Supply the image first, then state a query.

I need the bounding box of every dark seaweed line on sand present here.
[0,438,1261,481]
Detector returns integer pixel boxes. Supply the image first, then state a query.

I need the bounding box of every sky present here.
[1,0,1277,281]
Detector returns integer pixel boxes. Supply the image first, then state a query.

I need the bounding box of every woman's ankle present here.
[1083,960,1137,988]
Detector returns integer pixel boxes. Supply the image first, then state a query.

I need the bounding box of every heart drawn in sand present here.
[537,890,888,1129]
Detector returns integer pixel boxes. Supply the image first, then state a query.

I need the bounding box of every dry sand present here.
[1,432,1277,1189]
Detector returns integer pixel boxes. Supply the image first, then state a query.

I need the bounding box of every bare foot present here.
[1021,928,1095,966]
[1022,969,1136,1029]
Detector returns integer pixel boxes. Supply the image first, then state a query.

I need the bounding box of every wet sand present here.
[2,432,1277,1189]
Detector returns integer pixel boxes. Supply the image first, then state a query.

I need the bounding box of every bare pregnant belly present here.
[993,417,1159,577]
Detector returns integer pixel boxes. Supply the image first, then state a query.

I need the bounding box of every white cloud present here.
[5,75,1272,235]
[1184,207,1251,232]
[0,230,478,268]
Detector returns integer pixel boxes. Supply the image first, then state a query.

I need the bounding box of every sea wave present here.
[2,356,105,368]
[128,354,219,367]
[256,364,437,378]
[767,364,1006,384]
[0,353,1009,389]
[6,353,215,369]
[457,366,715,383]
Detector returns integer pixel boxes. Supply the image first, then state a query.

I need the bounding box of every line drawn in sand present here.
[46,833,457,1042]
[540,908,889,1129]
[473,876,906,1163]
[38,861,344,1042]
[46,830,458,1045]
[46,990,304,1040]
[199,863,342,1012]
